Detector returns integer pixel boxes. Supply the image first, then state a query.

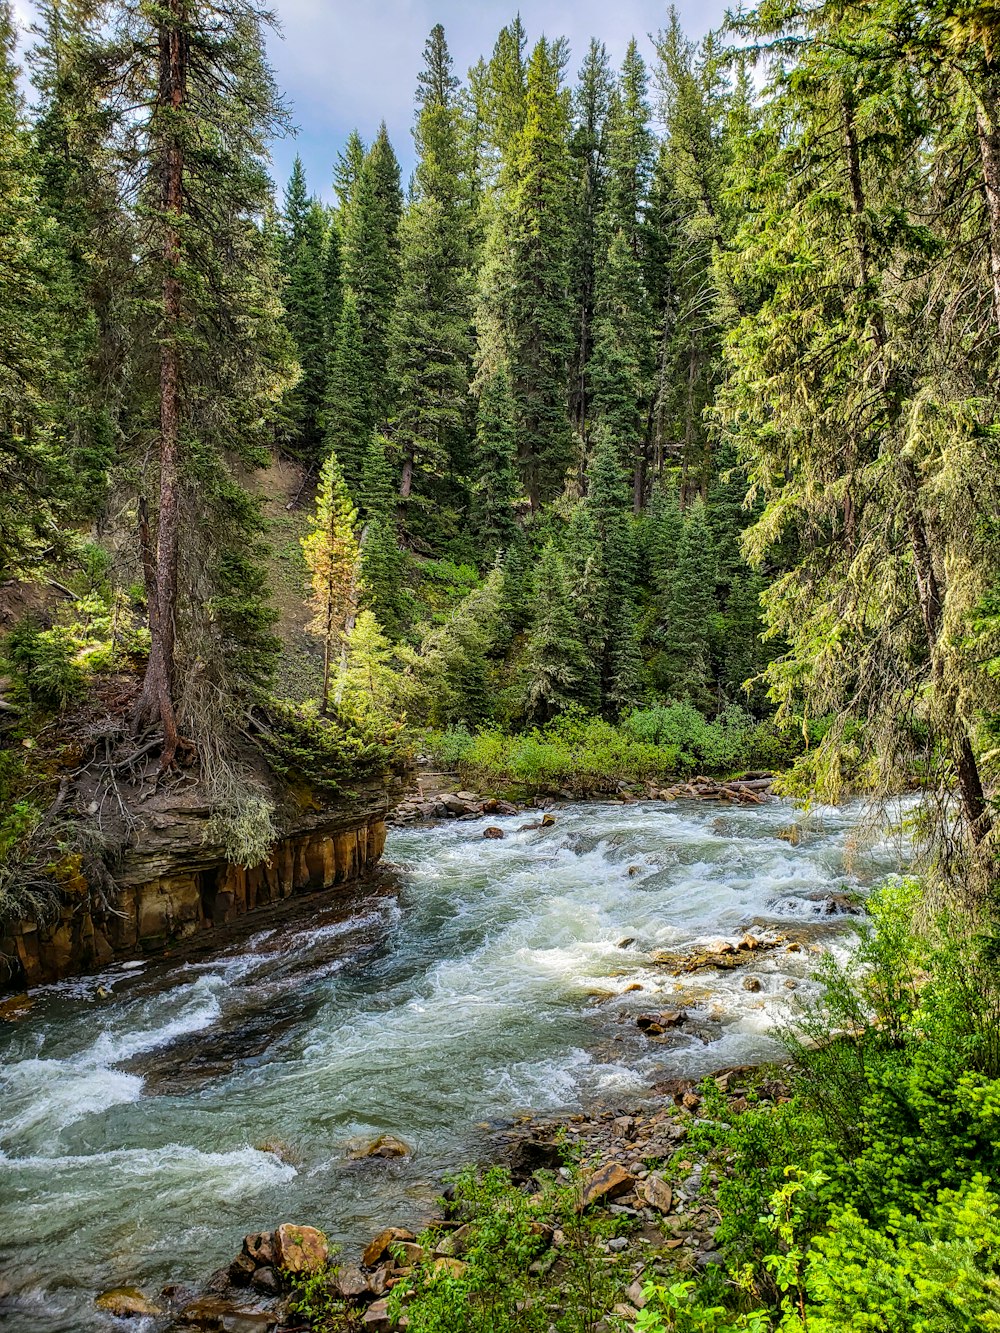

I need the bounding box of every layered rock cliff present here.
[1,769,406,991]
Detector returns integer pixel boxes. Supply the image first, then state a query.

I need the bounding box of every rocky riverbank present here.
[98,1065,788,1332]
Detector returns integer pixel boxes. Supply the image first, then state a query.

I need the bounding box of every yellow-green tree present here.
[302,451,361,714]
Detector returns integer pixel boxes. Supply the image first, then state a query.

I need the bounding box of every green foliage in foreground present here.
[421,703,805,792]
[289,883,1000,1333]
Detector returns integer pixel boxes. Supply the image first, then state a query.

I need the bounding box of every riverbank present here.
[101,1063,787,1331]
[0,797,910,1332]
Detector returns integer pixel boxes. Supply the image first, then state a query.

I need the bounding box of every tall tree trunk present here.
[843,91,992,844]
[976,76,1000,337]
[136,0,186,767]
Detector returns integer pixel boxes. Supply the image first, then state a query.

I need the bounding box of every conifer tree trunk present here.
[975,77,1000,337]
[136,0,186,766]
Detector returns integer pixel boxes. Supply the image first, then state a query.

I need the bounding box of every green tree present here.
[323,292,371,496]
[113,0,294,771]
[505,38,575,508]
[302,451,361,713]
[521,541,593,724]
[0,0,68,572]
[359,434,407,637]
[391,25,473,527]
[586,430,642,714]
[282,160,328,460]
[654,498,717,706]
[470,366,520,564]
[341,125,403,427]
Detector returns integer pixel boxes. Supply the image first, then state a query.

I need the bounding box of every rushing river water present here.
[0,798,913,1331]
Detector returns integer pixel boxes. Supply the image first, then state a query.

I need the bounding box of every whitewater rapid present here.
[0,798,913,1331]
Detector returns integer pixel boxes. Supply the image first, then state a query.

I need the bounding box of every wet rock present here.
[784,978,799,989]
[636,1010,687,1035]
[582,1162,636,1208]
[175,1298,277,1331]
[742,976,762,993]
[228,1253,257,1287]
[440,794,477,816]
[242,1232,276,1269]
[617,938,636,949]
[249,1268,280,1297]
[273,1223,329,1275]
[348,1134,411,1160]
[95,1287,163,1318]
[643,1175,673,1214]
[483,826,505,840]
[396,1242,426,1266]
[0,993,33,1023]
[508,1136,563,1183]
[363,1228,416,1268]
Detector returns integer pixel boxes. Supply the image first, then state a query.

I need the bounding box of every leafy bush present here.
[4,619,86,709]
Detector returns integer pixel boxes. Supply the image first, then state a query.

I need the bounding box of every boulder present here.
[483,826,505,840]
[643,1175,673,1214]
[175,1298,277,1331]
[349,1134,411,1160]
[228,1253,256,1287]
[742,976,762,993]
[433,1223,474,1258]
[273,1223,329,1275]
[636,1010,687,1035]
[581,1163,636,1209]
[362,1227,416,1268]
[95,1288,163,1318]
[335,1264,374,1301]
[249,1268,280,1297]
[362,1298,395,1332]
[242,1232,276,1268]
[430,1258,467,1280]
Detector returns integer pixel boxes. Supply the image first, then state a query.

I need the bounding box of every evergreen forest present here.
[6,1,1000,1330]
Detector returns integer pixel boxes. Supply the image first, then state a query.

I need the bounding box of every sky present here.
[12,0,730,201]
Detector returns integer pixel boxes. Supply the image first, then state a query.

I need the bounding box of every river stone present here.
[335,1264,373,1300]
[362,1299,394,1332]
[430,1258,468,1280]
[228,1253,256,1286]
[348,1134,411,1160]
[176,1298,277,1330]
[95,1287,163,1318]
[242,1231,276,1268]
[483,826,505,839]
[250,1267,280,1296]
[273,1223,329,1275]
[362,1227,416,1267]
[643,1175,673,1214]
[742,976,762,993]
[582,1162,635,1208]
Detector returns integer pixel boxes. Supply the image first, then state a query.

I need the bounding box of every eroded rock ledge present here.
[1,770,405,991]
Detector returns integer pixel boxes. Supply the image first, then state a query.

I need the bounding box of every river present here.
[0,798,912,1331]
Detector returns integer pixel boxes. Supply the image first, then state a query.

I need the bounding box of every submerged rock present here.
[175,1297,277,1330]
[95,1287,163,1318]
[348,1134,411,1160]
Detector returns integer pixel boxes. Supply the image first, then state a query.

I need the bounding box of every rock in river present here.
[348,1134,411,1160]
[95,1287,163,1318]
[273,1223,329,1275]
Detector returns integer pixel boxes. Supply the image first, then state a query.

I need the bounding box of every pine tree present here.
[657,498,717,707]
[341,126,403,427]
[333,128,365,227]
[282,161,328,460]
[323,292,371,496]
[485,16,528,159]
[505,38,575,508]
[568,39,612,436]
[30,0,120,517]
[470,366,520,564]
[521,541,593,724]
[340,609,402,731]
[322,210,343,346]
[302,450,361,713]
[359,434,406,637]
[586,430,642,714]
[0,0,68,571]
[113,0,294,770]
[391,25,473,524]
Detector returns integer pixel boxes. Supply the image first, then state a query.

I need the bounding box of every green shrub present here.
[4,620,86,709]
